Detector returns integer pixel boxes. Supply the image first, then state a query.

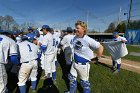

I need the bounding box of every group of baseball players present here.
[0,20,127,93]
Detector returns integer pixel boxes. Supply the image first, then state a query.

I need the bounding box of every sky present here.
[0,0,140,32]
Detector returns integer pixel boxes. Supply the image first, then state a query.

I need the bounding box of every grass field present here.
[25,62,140,93]
[103,45,140,62]
[8,61,140,93]
[9,45,140,93]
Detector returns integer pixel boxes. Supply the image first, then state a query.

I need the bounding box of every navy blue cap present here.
[33,30,39,36]
[21,35,28,41]
[66,27,73,33]
[28,27,33,31]
[40,25,50,31]
[1,30,16,35]
[113,32,119,36]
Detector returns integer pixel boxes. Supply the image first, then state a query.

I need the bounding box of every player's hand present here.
[38,42,42,46]
[91,56,99,62]
[121,40,126,43]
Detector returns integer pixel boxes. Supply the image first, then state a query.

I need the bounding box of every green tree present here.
[104,22,115,33]
[127,20,140,30]
[4,15,15,30]
[0,16,4,29]
[115,22,126,33]
[90,29,98,33]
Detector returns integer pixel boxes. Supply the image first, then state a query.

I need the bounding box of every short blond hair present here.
[75,20,87,33]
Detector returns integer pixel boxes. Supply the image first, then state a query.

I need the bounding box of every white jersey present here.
[16,36,21,44]
[61,34,74,49]
[18,41,38,63]
[53,33,60,48]
[0,35,17,64]
[38,35,44,44]
[113,36,127,41]
[42,32,55,54]
[73,35,100,61]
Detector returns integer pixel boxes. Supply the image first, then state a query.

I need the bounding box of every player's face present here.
[42,29,47,35]
[75,25,85,37]
[114,34,119,38]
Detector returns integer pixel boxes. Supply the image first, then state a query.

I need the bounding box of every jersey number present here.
[27,44,32,52]
[53,39,55,46]
[70,39,73,45]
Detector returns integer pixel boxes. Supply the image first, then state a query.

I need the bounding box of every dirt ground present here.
[98,56,140,74]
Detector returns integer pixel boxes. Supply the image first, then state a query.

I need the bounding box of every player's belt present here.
[23,61,29,63]
[75,61,88,65]
[23,59,38,63]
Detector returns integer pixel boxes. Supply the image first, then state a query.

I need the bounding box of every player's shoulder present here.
[0,35,15,43]
[118,36,126,40]
[45,32,53,38]
[83,35,93,41]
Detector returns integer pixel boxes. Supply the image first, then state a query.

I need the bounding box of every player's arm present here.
[40,37,48,53]
[96,44,104,57]
[89,37,104,58]
[121,37,127,43]
[121,39,127,43]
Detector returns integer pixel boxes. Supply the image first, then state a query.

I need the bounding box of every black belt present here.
[23,61,29,63]
[23,59,38,63]
[75,61,88,65]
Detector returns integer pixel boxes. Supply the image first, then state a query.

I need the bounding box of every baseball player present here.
[17,36,39,93]
[112,31,127,73]
[67,21,103,93]
[50,28,61,82]
[39,25,55,87]
[0,30,19,93]
[37,31,45,70]
[27,27,35,42]
[60,27,74,78]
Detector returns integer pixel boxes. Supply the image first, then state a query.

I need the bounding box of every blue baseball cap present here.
[28,27,33,31]
[113,32,119,36]
[40,25,50,31]
[66,27,73,33]
[33,30,39,36]
[29,36,37,42]
[21,35,28,41]
[1,30,16,35]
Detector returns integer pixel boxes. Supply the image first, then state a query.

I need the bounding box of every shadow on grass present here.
[92,61,112,70]
[37,78,59,93]
[37,84,59,93]
[57,50,70,91]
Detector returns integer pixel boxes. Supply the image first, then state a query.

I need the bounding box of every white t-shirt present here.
[113,36,127,41]
[18,41,38,63]
[0,35,17,64]
[73,35,100,61]
[61,34,74,49]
